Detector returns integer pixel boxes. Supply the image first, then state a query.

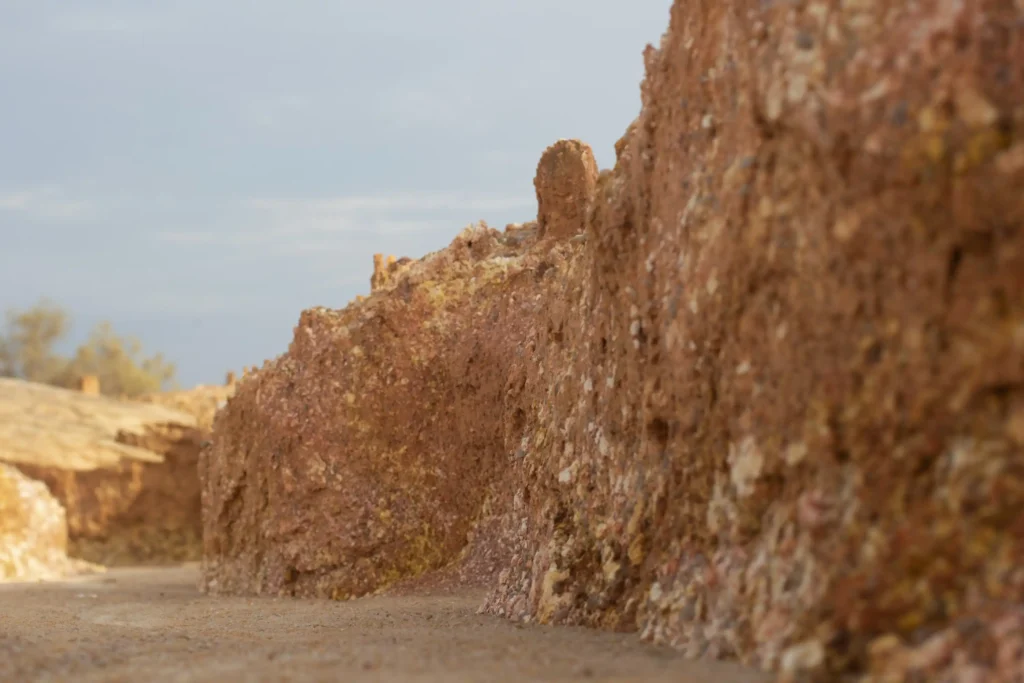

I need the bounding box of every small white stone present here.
[765,79,784,121]
[859,76,891,103]
[786,72,808,103]
[558,468,572,484]
[947,437,978,473]
[780,639,825,673]
[785,442,808,466]
[729,436,764,498]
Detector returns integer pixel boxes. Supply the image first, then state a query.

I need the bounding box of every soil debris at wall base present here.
[199,0,1024,680]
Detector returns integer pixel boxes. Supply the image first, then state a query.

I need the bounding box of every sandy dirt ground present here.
[0,565,768,683]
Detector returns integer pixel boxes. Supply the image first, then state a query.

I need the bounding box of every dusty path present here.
[0,565,768,683]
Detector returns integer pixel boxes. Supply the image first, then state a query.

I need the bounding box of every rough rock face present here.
[0,463,76,581]
[200,221,568,598]
[483,1,1023,680]
[201,0,1024,680]
[370,254,414,292]
[0,379,205,565]
[534,139,599,239]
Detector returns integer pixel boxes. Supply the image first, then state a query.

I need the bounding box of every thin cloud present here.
[48,11,167,34]
[154,191,534,250]
[154,232,229,246]
[378,86,476,130]
[133,291,274,317]
[241,94,312,130]
[243,191,535,240]
[242,192,534,215]
[375,219,464,235]
[154,229,300,248]
[0,187,95,221]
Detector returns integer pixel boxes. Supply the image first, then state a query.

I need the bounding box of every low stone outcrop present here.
[370,254,414,292]
[0,463,80,581]
[0,379,205,565]
[534,139,599,240]
[200,0,1024,680]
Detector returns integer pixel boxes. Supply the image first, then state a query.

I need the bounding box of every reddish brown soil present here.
[0,565,768,683]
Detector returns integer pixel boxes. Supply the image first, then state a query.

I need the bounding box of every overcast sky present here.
[0,1,671,388]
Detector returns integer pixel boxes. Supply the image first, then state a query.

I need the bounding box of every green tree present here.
[0,300,177,397]
[0,299,69,384]
[58,321,177,397]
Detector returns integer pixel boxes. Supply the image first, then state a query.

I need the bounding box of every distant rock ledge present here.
[0,378,215,568]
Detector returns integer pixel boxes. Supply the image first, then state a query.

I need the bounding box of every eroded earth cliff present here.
[201,0,1024,680]
[0,378,206,566]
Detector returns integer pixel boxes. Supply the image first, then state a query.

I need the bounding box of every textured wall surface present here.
[200,1,1024,679]
[200,220,564,598]
[484,1,1024,678]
